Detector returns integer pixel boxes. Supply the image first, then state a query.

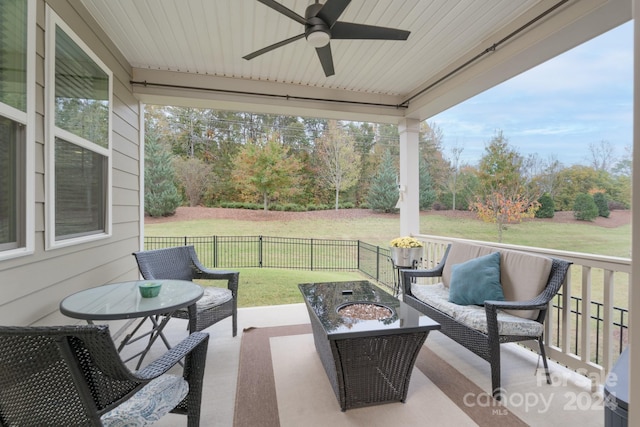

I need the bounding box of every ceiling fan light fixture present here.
[306,30,330,48]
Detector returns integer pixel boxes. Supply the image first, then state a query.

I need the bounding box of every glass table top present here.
[298,280,439,339]
[60,280,203,320]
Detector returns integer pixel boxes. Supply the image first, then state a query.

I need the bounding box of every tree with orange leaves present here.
[473,131,539,242]
[471,186,539,242]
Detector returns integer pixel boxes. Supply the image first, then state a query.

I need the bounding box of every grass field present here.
[145,211,631,257]
[146,210,631,308]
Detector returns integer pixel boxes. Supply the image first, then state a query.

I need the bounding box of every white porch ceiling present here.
[79,0,631,122]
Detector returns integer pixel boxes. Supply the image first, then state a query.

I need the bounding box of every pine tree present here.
[593,192,610,218]
[419,158,436,210]
[535,193,555,218]
[367,150,399,213]
[573,193,598,221]
[144,132,182,217]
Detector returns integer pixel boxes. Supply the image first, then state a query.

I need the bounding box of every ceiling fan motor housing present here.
[305,4,331,46]
[306,18,331,44]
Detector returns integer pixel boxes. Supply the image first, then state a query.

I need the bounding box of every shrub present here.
[608,200,627,210]
[243,203,262,210]
[593,193,610,218]
[573,193,599,221]
[437,192,471,210]
[431,201,447,211]
[287,203,306,212]
[535,194,555,218]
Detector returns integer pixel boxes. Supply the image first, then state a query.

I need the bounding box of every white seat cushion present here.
[101,374,188,427]
[197,286,233,309]
[176,286,233,314]
[412,283,543,337]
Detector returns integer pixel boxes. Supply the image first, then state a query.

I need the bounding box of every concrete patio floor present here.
[122,303,607,427]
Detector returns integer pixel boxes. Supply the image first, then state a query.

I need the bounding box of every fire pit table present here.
[298,280,440,411]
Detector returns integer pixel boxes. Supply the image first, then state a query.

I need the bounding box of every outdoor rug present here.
[233,324,527,427]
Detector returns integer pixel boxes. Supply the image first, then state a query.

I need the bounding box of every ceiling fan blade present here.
[316,44,335,77]
[331,22,410,40]
[243,33,305,60]
[257,0,306,25]
[316,0,351,27]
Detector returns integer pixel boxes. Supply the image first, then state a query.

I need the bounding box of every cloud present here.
[432,21,632,167]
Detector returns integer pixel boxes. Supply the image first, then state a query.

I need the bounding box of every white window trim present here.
[0,0,35,261]
[44,6,113,250]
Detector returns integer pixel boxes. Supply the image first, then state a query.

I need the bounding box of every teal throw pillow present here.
[448,252,505,305]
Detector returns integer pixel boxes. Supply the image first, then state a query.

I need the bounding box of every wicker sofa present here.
[401,241,571,400]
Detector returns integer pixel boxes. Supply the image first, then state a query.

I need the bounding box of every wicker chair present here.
[0,324,208,426]
[133,245,240,336]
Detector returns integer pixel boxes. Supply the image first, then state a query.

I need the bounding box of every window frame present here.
[0,0,35,261]
[45,7,112,250]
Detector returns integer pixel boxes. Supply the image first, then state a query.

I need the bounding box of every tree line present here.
[144,106,631,234]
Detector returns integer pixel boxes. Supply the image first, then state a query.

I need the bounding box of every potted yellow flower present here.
[389,236,423,267]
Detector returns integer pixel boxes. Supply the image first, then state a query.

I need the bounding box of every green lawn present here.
[146,209,631,308]
[145,211,631,257]
[199,269,365,308]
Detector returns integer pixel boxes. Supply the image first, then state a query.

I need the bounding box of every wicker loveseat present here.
[401,241,571,400]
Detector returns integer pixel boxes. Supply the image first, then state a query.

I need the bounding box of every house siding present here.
[0,0,142,327]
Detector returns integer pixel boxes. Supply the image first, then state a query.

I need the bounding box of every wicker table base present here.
[299,281,440,411]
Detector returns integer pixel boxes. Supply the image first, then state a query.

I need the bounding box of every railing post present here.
[376,245,380,282]
[213,235,218,268]
[602,268,615,372]
[310,238,314,271]
[580,266,592,365]
[259,235,263,268]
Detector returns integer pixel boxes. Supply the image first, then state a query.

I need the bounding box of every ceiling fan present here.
[243,0,410,77]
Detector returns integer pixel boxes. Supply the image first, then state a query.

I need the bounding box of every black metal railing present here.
[552,293,628,362]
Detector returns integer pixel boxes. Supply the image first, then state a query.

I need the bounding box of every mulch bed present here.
[146,207,630,228]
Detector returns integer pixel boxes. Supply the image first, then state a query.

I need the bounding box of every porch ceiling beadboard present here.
[80,0,537,95]
[78,0,629,122]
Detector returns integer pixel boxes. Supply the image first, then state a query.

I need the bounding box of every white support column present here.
[629,1,639,424]
[398,118,420,236]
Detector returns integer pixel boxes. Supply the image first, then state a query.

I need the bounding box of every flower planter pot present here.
[390,247,422,267]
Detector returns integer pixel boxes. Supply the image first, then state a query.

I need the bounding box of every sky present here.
[430,21,633,168]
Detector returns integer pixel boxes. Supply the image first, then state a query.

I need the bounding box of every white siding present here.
[0,0,141,326]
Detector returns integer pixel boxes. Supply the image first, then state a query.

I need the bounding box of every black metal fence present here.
[144,235,397,291]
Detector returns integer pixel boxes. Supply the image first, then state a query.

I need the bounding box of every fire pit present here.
[337,303,392,320]
[298,280,440,411]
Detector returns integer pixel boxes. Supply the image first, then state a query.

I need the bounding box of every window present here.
[46,8,112,247]
[0,117,25,251]
[0,0,34,259]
